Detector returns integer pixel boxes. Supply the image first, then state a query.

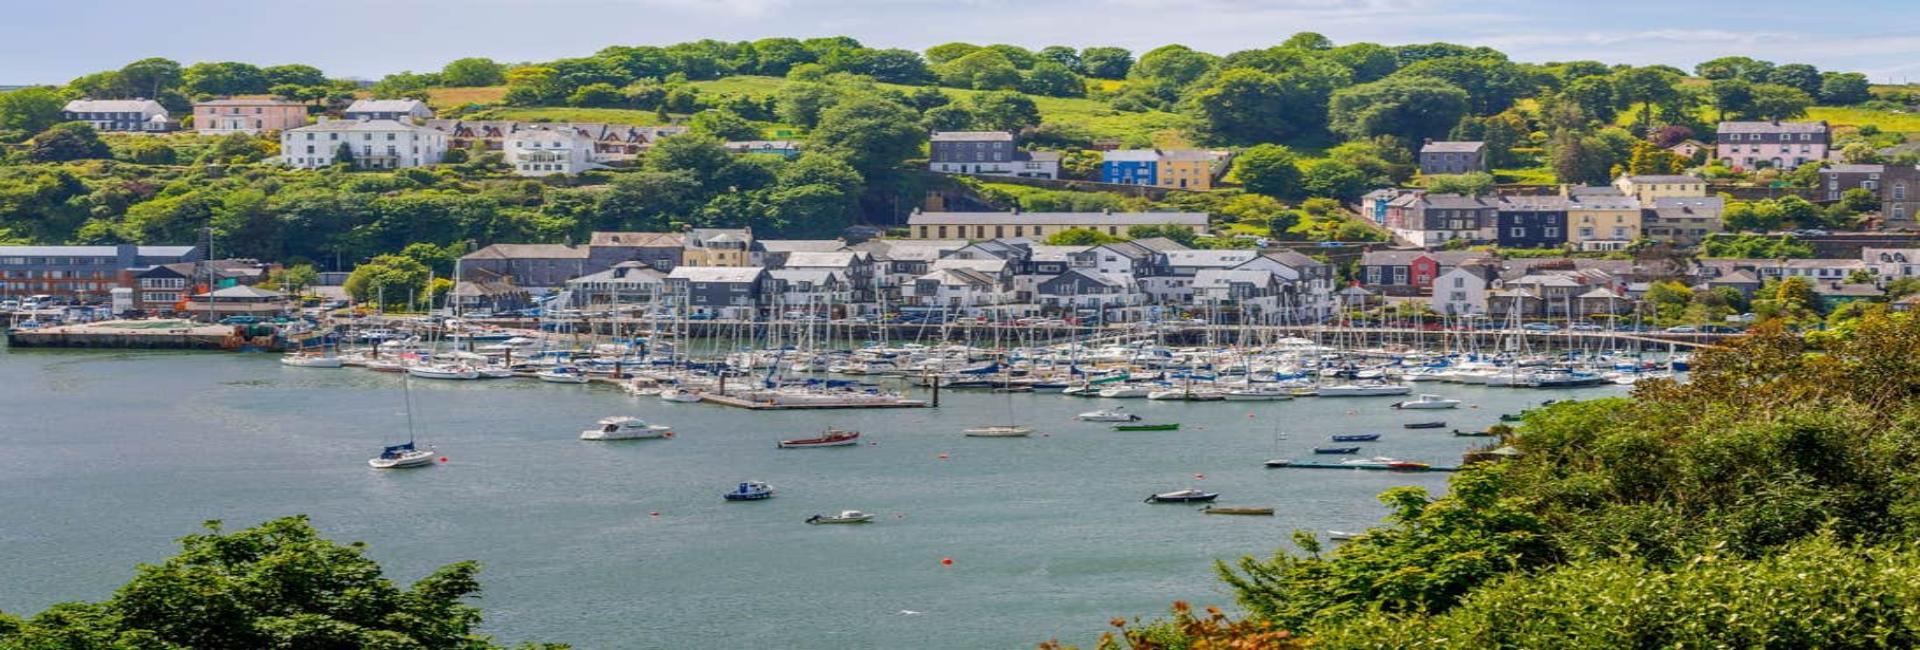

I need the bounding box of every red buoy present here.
[937,453,950,460]
[650,511,660,517]
[1194,473,1205,480]
[438,457,448,463]
[940,557,954,566]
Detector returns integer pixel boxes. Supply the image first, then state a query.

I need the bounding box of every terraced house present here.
[905,210,1208,240]
[1716,120,1829,170]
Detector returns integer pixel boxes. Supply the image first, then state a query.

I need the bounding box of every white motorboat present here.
[475,366,516,379]
[659,388,702,403]
[1316,383,1412,397]
[1144,488,1219,503]
[580,416,672,440]
[280,354,343,368]
[1224,385,1295,401]
[1392,394,1462,409]
[963,425,1032,437]
[1076,408,1141,422]
[537,367,590,384]
[805,510,875,524]
[368,441,435,469]
[1147,388,1226,401]
[1097,385,1153,399]
[407,365,480,380]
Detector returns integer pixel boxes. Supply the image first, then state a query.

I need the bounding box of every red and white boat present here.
[778,428,861,449]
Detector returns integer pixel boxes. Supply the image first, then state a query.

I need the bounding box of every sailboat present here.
[965,313,1034,438]
[369,369,436,469]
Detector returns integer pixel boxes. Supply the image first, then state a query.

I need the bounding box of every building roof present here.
[1193,268,1278,288]
[782,251,863,268]
[1813,282,1882,298]
[1102,149,1162,162]
[1158,149,1228,162]
[1577,287,1627,300]
[1620,174,1705,184]
[1025,245,1089,262]
[287,118,436,134]
[1394,193,1497,210]
[197,285,284,300]
[195,98,305,107]
[931,258,1010,274]
[64,99,165,113]
[1421,141,1485,154]
[1129,237,1191,252]
[759,240,847,254]
[909,211,1209,226]
[1709,269,1761,285]
[1161,250,1257,268]
[1500,195,1571,211]
[589,231,684,247]
[1020,150,1063,163]
[1259,249,1323,269]
[930,131,1013,142]
[1781,258,1867,270]
[667,266,765,282]
[0,245,195,257]
[768,268,844,284]
[1507,274,1582,288]
[856,240,966,262]
[1565,190,1641,210]
[1717,120,1829,134]
[345,99,428,114]
[919,267,997,286]
[1648,197,1725,221]
[1824,164,1887,174]
[462,244,590,260]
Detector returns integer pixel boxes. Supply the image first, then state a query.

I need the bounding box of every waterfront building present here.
[665,266,771,319]
[0,244,200,302]
[181,285,288,321]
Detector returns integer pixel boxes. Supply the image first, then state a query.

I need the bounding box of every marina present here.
[0,344,1629,648]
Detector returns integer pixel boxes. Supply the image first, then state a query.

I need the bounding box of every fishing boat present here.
[1317,383,1412,397]
[659,388,702,403]
[1145,489,1219,504]
[1330,433,1380,442]
[1114,423,1180,431]
[280,353,343,368]
[536,367,590,384]
[1223,385,1294,401]
[805,510,875,524]
[1452,428,1497,437]
[1392,394,1461,409]
[1314,446,1362,454]
[1076,408,1141,422]
[778,428,861,448]
[407,364,479,380]
[580,416,672,440]
[1202,506,1274,516]
[963,425,1032,437]
[723,481,775,501]
[1403,421,1447,429]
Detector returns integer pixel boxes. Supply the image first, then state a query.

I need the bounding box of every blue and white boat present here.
[723,481,775,501]
[369,441,435,469]
[1330,433,1381,442]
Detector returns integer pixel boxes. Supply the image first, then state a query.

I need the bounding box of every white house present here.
[1429,264,1497,316]
[910,268,1005,314]
[281,118,447,170]
[61,99,170,132]
[344,99,433,123]
[504,128,599,176]
[1863,248,1920,281]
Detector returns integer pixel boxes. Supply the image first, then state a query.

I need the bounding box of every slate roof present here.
[909,211,1208,226]
[589,232,684,247]
[667,266,766,283]
[64,99,165,113]
[463,244,590,260]
[930,131,1013,142]
[345,99,428,114]
[0,245,195,257]
[1421,141,1485,154]
[1717,121,1829,134]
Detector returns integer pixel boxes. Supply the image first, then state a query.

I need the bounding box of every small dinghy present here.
[805,510,875,524]
[1202,506,1274,516]
[1145,488,1219,504]
[778,428,860,448]
[1403,421,1447,429]
[1314,446,1362,454]
[723,481,774,501]
[1076,408,1141,422]
[1114,423,1180,431]
[964,425,1032,437]
[1330,433,1380,442]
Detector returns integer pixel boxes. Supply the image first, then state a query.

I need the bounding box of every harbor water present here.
[0,348,1626,648]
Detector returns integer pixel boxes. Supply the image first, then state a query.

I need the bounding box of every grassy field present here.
[1806,106,1920,132]
[425,86,508,109]
[686,76,1190,145]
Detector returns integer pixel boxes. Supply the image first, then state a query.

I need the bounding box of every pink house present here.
[193,99,309,135]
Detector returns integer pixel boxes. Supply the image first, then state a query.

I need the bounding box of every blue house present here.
[1100,150,1160,186]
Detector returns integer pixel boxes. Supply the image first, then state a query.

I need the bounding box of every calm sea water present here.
[0,348,1625,648]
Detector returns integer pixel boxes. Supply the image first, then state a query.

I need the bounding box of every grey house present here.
[1419,141,1487,175]
[665,266,769,319]
[929,131,1059,179]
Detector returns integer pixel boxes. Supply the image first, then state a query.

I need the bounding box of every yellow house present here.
[1613,174,1707,204]
[683,228,755,267]
[906,210,1209,240]
[1156,150,1229,191]
[1562,187,1643,252]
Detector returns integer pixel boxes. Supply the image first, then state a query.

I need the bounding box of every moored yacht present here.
[580,416,672,440]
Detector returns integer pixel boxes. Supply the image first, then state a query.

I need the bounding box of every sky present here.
[6,0,1919,85]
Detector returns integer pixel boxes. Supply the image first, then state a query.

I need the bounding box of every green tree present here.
[262,64,327,88]
[924,42,982,65]
[181,61,268,96]
[566,82,623,107]
[1127,224,1198,246]
[1747,83,1813,121]
[1695,55,1775,82]
[1234,144,1303,199]
[1019,61,1085,97]
[1046,228,1125,245]
[968,91,1041,132]
[688,109,759,140]
[345,254,431,308]
[1188,65,1345,145]
[806,97,924,184]
[1079,47,1134,79]
[0,87,67,136]
[441,57,507,86]
[28,122,111,162]
[921,104,975,132]
[1819,72,1872,105]
[1612,66,1680,133]
[1299,159,1368,200]
[1766,63,1822,96]
[118,57,184,99]
[1130,45,1217,88]
[1328,76,1471,146]
[1424,172,1495,196]
[0,516,556,649]
[936,50,1020,90]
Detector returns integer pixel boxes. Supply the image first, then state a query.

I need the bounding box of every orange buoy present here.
[937,453,950,460]
[940,557,954,566]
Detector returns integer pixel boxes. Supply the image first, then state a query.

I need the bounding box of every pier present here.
[3,320,285,352]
